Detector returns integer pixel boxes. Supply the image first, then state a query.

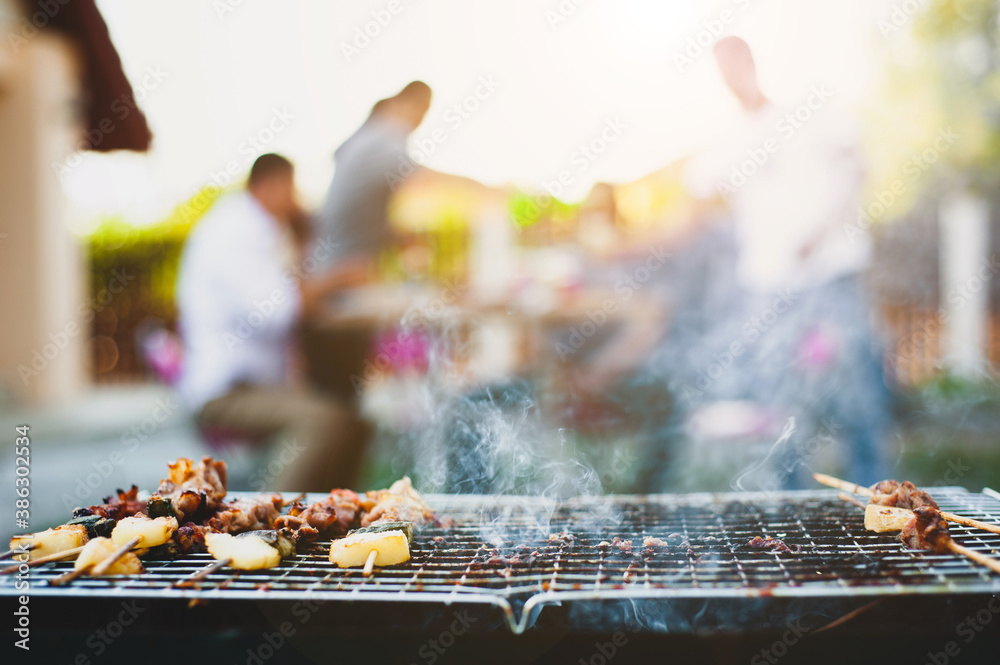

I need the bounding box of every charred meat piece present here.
[149,457,228,522]
[359,477,433,528]
[748,535,801,554]
[275,489,361,539]
[73,486,147,521]
[206,494,283,534]
[900,506,951,553]
[869,480,939,511]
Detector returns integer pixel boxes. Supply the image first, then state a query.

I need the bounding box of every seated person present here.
[176,153,368,491]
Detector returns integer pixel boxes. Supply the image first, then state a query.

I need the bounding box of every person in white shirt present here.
[682,37,889,486]
[177,154,367,491]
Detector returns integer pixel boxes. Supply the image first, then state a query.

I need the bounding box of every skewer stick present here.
[282,492,306,507]
[90,536,142,577]
[814,473,1000,536]
[0,543,37,560]
[50,566,91,586]
[839,496,1000,576]
[177,558,231,587]
[837,492,868,510]
[948,541,1000,576]
[814,473,873,497]
[363,549,378,577]
[0,545,85,574]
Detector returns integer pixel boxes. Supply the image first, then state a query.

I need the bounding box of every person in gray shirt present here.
[314,81,432,271]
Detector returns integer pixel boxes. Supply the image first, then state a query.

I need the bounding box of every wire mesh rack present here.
[5,487,1000,633]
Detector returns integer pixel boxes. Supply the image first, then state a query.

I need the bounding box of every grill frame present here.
[5,487,1000,634]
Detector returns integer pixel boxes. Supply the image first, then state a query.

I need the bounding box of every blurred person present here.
[301,81,435,405]
[314,80,434,271]
[176,153,368,491]
[682,36,890,486]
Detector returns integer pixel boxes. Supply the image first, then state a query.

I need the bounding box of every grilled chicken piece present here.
[206,495,282,534]
[899,506,951,553]
[869,480,939,511]
[329,528,410,568]
[360,477,433,528]
[150,457,228,522]
[9,524,89,560]
[74,537,145,576]
[111,515,178,549]
[275,489,360,539]
[205,532,283,570]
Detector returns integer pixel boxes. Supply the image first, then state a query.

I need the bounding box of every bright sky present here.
[67,0,882,228]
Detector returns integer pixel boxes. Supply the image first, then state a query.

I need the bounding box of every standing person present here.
[303,81,433,404]
[176,153,367,491]
[314,80,433,270]
[684,37,890,486]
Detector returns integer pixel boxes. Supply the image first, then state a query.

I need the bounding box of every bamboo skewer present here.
[50,566,91,586]
[176,558,231,588]
[52,536,144,585]
[834,492,1000,575]
[0,543,37,560]
[948,541,1000,575]
[0,545,85,574]
[837,492,868,510]
[362,549,378,577]
[814,473,1000,535]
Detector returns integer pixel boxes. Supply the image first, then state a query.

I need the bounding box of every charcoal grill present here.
[5,486,1000,639]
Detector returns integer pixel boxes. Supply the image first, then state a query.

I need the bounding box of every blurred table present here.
[310,283,666,382]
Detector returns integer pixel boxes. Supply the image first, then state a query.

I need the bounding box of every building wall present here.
[0,21,88,405]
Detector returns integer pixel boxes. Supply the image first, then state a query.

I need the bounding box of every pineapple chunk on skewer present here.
[74,537,145,576]
[864,504,915,533]
[111,515,178,549]
[9,524,88,560]
[205,532,282,570]
[329,527,410,569]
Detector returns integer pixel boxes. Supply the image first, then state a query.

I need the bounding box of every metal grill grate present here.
[5,487,1000,633]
